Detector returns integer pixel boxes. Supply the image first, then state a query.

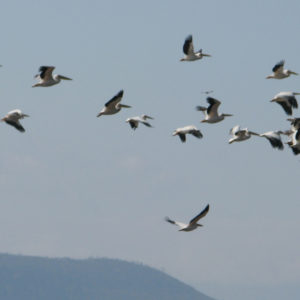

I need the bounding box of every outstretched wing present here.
[183,35,194,55]
[189,204,210,225]
[190,129,203,139]
[5,120,25,132]
[178,133,186,142]
[38,66,55,80]
[276,101,292,115]
[272,60,284,73]
[206,97,221,115]
[105,90,124,107]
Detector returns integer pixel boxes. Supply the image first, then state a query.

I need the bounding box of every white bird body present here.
[196,97,233,123]
[266,60,298,79]
[229,125,259,144]
[172,125,203,142]
[32,66,72,87]
[165,204,209,232]
[270,91,299,115]
[180,35,211,62]
[97,90,131,117]
[1,109,29,132]
[126,115,154,130]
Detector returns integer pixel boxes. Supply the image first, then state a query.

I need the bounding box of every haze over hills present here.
[0,253,216,300]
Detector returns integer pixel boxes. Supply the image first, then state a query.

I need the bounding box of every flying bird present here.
[32,66,72,87]
[126,115,154,130]
[270,92,299,115]
[97,90,131,117]
[259,131,285,150]
[1,109,29,132]
[196,97,233,123]
[165,204,209,232]
[229,125,259,144]
[180,35,211,62]
[266,60,298,79]
[172,125,203,142]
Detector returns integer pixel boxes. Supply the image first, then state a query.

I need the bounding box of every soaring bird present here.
[97,90,131,117]
[180,35,211,62]
[172,125,203,142]
[165,204,209,232]
[229,125,259,144]
[196,97,233,123]
[32,66,72,87]
[286,128,300,155]
[266,60,298,79]
[126,115,154,130]
[1,109,29,132]
[259,131,285,150]
[270,92,299,115]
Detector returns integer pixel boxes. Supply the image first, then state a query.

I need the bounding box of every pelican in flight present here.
[266,60,298,79]
[32,66,72,87]
[1,109,29,132]
[259,131,285,150]
[126,114,154,130]
[165,204,209,232]
[196,97,233,123]
[286,128,300,155]
[229,125,259,144]
[172,125,203,143]
[97,90,131,117]
[270,92,299,115]
[180,35,211,62]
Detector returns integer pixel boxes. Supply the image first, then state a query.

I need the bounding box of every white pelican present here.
[266,60,298,79]
[286,128,300,155]
[165,204,209,232]
[1,109,29,132]
[229,125,259,144]
[126,115,154,130]
[32,66,72,87]
[172,125,203,143]
[180,35,211,62]
[196,97,233,123]
[270,92,299,115]
[259,131,285,150]
[97,90,131,117]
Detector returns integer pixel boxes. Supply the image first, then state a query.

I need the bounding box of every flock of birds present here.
[2,34,300,231]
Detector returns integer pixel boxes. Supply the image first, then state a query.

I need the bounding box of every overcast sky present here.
[0,1,300,300]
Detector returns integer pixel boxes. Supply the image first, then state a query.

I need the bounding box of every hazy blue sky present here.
[0,1,300,300]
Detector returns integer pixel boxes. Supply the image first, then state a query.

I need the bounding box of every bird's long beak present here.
[200,120,207,123]
[59,75,72,80]
[266,76,271,79]
[223,114,233,117]
[180,58,185,62]
[202,54,211,57]
[120,104,131,108]
[294,92,300,95]
[290,71,298,75]
[23,114,29,117]
[270,99,275,102]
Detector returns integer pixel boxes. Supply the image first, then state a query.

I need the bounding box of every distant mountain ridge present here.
[0,253,216,300]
